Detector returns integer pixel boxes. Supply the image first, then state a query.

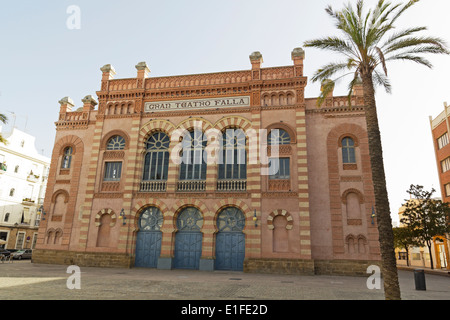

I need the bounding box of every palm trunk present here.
[361,72,401,300]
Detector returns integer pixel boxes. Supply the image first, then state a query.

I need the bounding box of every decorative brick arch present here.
[139,119,176,145]
[100,129,131,150]
[212,198,252,219]
[327,123,366,148]
[94,208,117,227]
[171,198,211,233]
[265,122,297,144]
[175,117,214,133]
[131,198,170,232]
[341,188,365,204]
[55,134,84,156]
[172,198,210,217]
[50,189,69,204]
[214,115,252,132]
[267,209,293,230]
[212,199,252,233]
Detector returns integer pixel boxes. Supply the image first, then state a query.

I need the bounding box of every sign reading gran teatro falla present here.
[144,96,250,112]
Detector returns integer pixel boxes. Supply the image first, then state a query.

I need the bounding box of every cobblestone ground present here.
[0,261,449,301]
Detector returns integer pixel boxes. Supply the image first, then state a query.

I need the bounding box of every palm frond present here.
[372,69,392,93]
[310,62,351,83]
[385,54,433,68]
[375,47,388,75]
[0,113,7,124]
[385,36,449,55]
[317,79,335,107]
[303,37,358,58]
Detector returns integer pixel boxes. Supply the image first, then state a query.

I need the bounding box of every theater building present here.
[33,48,381,275]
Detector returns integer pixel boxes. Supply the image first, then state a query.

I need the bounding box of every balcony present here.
[217,179,247,191]
[140,180,167,192]
[177,180,206,192]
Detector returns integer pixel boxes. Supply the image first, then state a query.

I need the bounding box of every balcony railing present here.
[140,180,167,192]
[217,179,247,191]
[177,180,206,192]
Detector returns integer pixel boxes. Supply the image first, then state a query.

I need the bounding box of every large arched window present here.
[142,132,170,181]
[106,135,126,150]
[268,129,291,145]
[218,129,246,180]
[61,147,73,169]
[179,130,207,181]
[342,137,356,163]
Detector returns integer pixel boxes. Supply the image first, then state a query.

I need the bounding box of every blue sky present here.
[0,0,449,224]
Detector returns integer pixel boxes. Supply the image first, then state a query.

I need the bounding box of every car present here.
[0,248,11,257]
[12,249,32,260]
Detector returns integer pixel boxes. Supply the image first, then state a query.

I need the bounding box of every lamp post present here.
[253,210,258,227]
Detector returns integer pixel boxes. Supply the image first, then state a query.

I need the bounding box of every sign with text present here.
[144,96,250,112]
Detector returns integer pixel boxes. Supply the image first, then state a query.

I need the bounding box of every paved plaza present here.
[0,260,449,301]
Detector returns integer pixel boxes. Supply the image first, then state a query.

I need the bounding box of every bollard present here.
[414,269,426,290]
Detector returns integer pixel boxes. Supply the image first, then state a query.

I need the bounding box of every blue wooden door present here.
[215,232,245,271]
[174,207,203,270]
[174,232,203,269]
[135,206,163,268]
[215,207,245,271]
[135,231,162,268]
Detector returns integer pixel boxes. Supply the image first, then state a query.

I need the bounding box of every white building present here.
[0,127,50,250]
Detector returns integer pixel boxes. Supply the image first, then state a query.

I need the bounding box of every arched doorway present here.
[135,206,163,268]
[215,207,245,271]
[174,207,203,269]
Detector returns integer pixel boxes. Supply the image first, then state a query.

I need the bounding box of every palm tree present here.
[304,0,449,300]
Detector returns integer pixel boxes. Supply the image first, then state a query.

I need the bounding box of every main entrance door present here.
[215,207,245,271]
[135,207,163,268]
[174,207,203,269]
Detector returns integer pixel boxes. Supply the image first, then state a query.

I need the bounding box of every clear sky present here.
[0,0,449,225]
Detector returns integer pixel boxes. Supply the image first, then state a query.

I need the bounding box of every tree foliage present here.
[400,184,450,269]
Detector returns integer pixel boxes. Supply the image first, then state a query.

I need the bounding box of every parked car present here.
[12,249,32,260]
[0,248,11,256]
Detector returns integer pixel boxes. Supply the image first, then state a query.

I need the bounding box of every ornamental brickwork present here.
[33,49,381,275]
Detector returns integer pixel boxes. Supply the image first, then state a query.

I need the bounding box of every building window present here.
[342,137,356,163]
[445,183,450,197]
[218,129,247,180]
[4,212,10,222]
[106,135,126,150]
[437,133,449,149]
[143,132,170,181]
[441,157,450,173]
[61,147,73,169]
[104,162,122,181]
[14,165,19,173]
[179,130,207,180]
[9,188,15,197]
[269,157,290,179]
[268,129,291,145]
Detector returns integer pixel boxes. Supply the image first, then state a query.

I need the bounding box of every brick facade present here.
[33,49,381,275]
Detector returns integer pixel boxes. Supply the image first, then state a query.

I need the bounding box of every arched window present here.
[143,132,170,181]
[268,129,291,145]
[106,135,126,150]
[179,130,207,181]
[342,137,356,163]
[218,129,246,180]
[61,147,73,169]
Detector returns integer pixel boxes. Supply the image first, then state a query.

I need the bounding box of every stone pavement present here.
[0,260,449,301]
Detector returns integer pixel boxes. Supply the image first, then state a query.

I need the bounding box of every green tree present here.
[392,226,419,266]
[0,113,7,145]
[304,0,449,300]
[400,184,450,269]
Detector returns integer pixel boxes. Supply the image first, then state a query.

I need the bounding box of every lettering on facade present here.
[144,96,250,112]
